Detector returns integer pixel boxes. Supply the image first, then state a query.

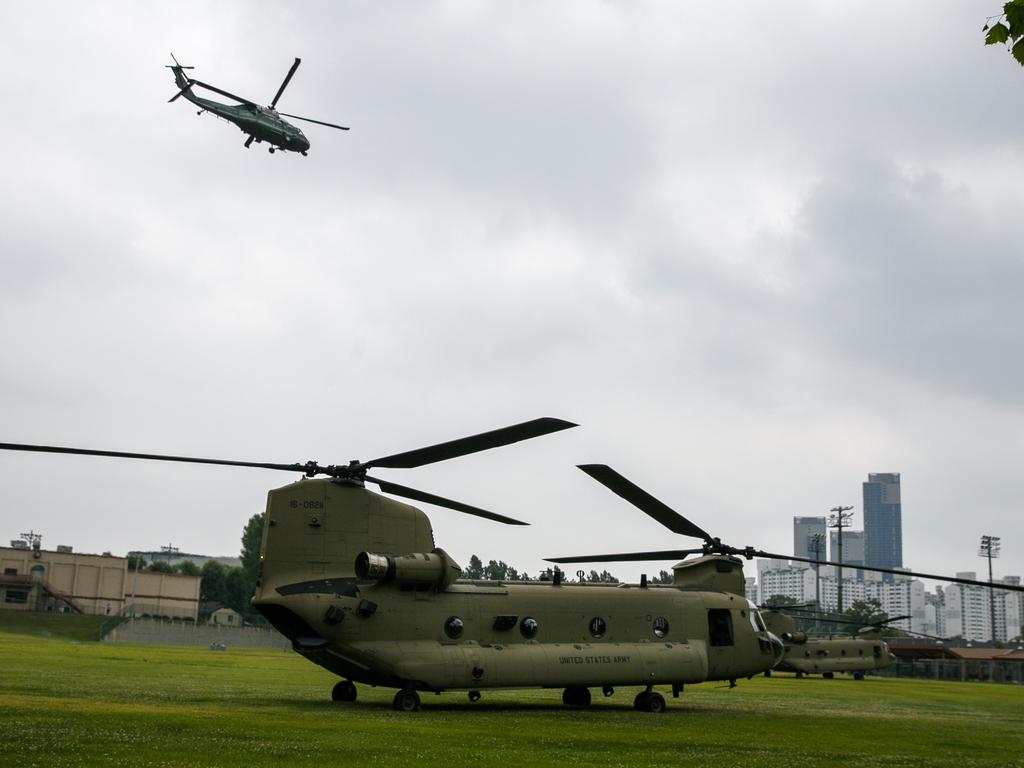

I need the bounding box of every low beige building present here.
[0,545,200,619]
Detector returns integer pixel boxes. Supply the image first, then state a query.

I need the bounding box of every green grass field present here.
[0,630,1021,768]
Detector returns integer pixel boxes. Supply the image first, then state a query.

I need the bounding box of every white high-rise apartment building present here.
[941,572,1022,642]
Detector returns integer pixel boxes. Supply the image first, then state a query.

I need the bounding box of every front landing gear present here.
[634,688,667,713]
[393,688,421,712]
[331,679,357,702]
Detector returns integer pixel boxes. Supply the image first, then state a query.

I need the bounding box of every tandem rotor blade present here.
[278,112,349,131]
[270,57,301,108]
[577,464,713,542]
[0,442,310,474]
[759,550,1024,593]
[365,475,528,526]
[545,548,705,564]
[365,417,577,470]
[188,79,259,108]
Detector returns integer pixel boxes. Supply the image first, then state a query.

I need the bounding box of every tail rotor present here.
[166,53,196,102]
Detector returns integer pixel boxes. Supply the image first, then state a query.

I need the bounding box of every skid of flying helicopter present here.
[166,54,348,155]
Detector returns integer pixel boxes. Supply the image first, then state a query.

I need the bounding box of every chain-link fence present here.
[879,659,1024,684]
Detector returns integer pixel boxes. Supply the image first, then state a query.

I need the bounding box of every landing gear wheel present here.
[331,679,357,702]
[468,690,481,702]
[823,672,834,679]
[602,685,614,697]
[392,688,421,712]
[301,151,308,156]
[269,147,275,154]
[634,691,666,713]
[562,686,592,707]
[853,672,864,681]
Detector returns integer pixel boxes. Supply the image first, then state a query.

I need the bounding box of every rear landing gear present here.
[301,151,308,156]
[331,679,357,702]
[268,147,275,154]
[853,672,865,681]
[634,688,667,713]
[468,690,481,702]
[392,688,421,712]
[562,686,591,707]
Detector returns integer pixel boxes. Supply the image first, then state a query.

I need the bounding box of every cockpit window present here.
[751,611,766,632]
[708,608,734,647]
[746,601,767,632]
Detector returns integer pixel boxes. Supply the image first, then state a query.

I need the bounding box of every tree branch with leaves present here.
[985,1,1024,65]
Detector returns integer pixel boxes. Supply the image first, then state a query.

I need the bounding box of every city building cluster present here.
[747,473,1023,643]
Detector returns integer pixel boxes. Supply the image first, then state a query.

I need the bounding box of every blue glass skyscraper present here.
[862,472,902,580]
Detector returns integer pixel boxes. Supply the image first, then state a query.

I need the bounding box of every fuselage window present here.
[707,608,734,647]
[520,616,539,639]
[444,616,464,639]
[653,616,669,638]
[589,617,607,639]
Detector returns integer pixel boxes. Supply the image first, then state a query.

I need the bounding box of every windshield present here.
[747,600,767,632]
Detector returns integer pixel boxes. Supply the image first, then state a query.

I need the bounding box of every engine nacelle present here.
[355,548,461,590]
[781,631,808,644]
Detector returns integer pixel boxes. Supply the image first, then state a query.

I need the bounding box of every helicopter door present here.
[705,608,736,680]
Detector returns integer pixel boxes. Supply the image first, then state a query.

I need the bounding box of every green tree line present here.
[460,556,674,585]
[130,513,264,623]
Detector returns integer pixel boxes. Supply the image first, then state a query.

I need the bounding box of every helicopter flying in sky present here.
[166,54,348,155]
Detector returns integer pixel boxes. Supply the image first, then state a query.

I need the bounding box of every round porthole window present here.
[589,617,607,639]
[444,616,464,639]
[520,616,539,639]
[653,617,669,638]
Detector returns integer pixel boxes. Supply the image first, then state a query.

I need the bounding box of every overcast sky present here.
[1,2,1022,588]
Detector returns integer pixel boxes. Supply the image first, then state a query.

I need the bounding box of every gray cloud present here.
[0,2,1022,583]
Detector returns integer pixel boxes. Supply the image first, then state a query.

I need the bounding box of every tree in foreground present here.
[984,1,1024,65]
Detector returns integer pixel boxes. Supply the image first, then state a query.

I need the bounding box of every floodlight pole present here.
[829,506,854,613]
[979,535,1001,642]
[810,532,825,629]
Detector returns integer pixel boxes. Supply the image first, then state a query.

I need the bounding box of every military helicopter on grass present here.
[166,54,348,154]
[2,432,1019,713]
[1,422,785,713]
[758,605,909,680]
